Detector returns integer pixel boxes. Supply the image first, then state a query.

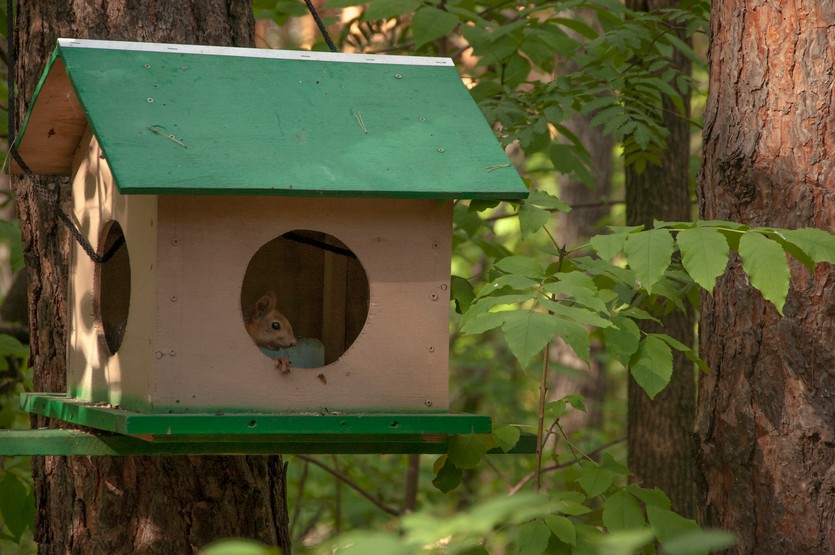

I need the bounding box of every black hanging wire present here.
[5,0,123,264]
[302,0,338,53]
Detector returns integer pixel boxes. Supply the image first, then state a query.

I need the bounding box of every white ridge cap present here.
[57,38,455,67]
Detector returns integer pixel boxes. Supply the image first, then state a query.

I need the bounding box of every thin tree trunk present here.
[551,8,614,435]
[624,0,698,519]
[13,2,292,553]
[696,1,835,551]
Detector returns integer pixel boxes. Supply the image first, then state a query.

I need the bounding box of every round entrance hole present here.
[240,230,370,367]
[95,221,131,355]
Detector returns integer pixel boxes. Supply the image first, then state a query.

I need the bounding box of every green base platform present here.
[0,393,541,456]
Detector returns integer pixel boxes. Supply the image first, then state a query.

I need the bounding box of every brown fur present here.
[244,292,297,373]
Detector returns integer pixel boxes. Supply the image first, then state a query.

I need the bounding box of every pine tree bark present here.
[624,0,698,519]
[13,2,293,553]
[696,1,835,551]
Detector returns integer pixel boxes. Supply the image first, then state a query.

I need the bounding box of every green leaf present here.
[659,529,738,555]
[0,334,29,358]
[602,316,641,366]
[201,539,278,555]
[517,520,552,555]
[364,0,421,20]
[495,255,546,278]
[646,505,715,555]
[527,189,571,212]
[0,472,33,542]
[676,226,730,292]
[519,203,551,238]
[447,434,487,469]
[459,310,506,335]
[624,229,675,294]
[545,515,576,546]
[626,485,671,510]
[539,298,613,328]
[543,272,608,313]
[629,335,673,399]
[602,490,645,531]
[492,425,521,453]
[779,227,835,264]
[553,494,592,516]
[738,231,790,314]
[590,232,628,260]
[411,6,459,48]
[577,462,615,498]
[432,456,463,493]
[553,317,591,364]
[502,311,557,365]
[649,333,709,374]
[451,275,475,314]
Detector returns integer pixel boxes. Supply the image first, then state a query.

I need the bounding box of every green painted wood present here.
[0,429,536,456]
[21,393,491,438]
[13,39,528,200]
[0,429,449,455]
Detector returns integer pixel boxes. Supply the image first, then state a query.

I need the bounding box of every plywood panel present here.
[152,196,452,412]
[67,130,158,410]
[10,58,87,175]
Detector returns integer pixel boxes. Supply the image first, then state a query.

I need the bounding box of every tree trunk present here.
[552,8,614,435]
[624,0,698,519]
[696,1,835,551]
[13,2,293,553]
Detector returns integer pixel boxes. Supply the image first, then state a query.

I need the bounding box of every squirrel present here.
[243,291,297,374]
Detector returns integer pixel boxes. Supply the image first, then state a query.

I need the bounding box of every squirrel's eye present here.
[271,321,281,331]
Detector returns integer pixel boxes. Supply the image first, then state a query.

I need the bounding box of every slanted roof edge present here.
[57,38,455,68]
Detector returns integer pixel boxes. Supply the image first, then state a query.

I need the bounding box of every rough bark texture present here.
[696,1,835,552]
[624,0,698,519]
[13,2,293,553]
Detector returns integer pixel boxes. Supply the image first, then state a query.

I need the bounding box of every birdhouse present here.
[11,39,527,443]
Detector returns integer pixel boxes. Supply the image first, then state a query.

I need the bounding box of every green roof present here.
[11,39,527,200]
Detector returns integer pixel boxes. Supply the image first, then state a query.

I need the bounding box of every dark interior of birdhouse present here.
[95,220,131,355]
[240,229,370,367]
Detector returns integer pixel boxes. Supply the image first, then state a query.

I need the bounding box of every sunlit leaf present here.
[519,203,551,238]
[602,316,640,366]
[411,6,459,48]
[553,317,591,364]
[492,425,521,453]
[363,0,421,20]
[738,231,790,314]
[578,462,615,498]
[629,335,673,399]
[495,255,546,278]
[527,189,571,212]
[502,311,557,364]
[779,227,835,264]
[624,229,675,294]
[676,226,729,292]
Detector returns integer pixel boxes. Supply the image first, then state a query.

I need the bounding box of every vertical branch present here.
[533,344,551,492]
[403,454,420,512]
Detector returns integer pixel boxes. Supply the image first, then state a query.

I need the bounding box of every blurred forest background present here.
[1,1,832,554]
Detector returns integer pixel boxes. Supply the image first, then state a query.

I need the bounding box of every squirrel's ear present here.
[255,294,274,316]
